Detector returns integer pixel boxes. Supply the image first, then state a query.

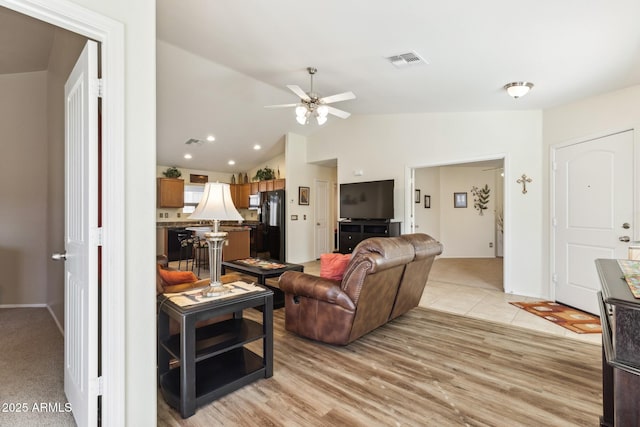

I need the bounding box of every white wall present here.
[285,133,336,263]
[415,167,441,239]
[307,111,543,297]
[67,0,157,424]
[542,84,640,298]
[0,71,48,305]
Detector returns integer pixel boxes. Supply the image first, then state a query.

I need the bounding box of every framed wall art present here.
[454,192,467,208]
[299,186,310,205]
[424,195,431,208]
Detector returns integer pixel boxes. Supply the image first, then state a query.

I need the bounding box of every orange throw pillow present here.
[320,253,351,281]
[158,268,198,286]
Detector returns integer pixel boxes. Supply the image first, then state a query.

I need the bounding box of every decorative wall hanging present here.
[470,184,491,215]
[424,195,431,209]
[415,189,421,203]
[454,192,467,208]
[517,174,532,194]
[299,187,310,205]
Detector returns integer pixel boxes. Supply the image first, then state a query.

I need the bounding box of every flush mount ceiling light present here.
[504,82,534,99]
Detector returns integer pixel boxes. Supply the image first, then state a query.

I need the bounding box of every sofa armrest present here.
[279,271,356,311]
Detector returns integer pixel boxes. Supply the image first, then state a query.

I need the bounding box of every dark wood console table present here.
[157,285,273,418]
[595,259,640,426]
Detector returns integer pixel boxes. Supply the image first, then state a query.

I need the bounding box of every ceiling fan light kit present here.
[266,66,356,125]
[504,81,534,98]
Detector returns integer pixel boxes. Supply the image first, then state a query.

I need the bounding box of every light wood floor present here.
[158,307,602,426]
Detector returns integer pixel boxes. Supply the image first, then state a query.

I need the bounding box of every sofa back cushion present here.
[389,234,443,319]
[341,236,415,341]
[320,253,351,281]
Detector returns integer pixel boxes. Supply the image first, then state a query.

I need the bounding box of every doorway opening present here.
[411,157,505,292]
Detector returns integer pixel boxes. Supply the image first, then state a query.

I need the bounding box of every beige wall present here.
[0,71,48,305]
[46,28,87,327]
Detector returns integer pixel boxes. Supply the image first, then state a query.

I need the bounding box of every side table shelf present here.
[158,287,273,418]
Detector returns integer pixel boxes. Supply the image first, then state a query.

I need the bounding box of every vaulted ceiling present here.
[3,3,640,173]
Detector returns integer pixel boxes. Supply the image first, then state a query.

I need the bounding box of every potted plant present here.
[252,167,276,181]
[162,166,182,178]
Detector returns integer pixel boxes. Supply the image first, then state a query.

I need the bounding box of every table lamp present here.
[189,182,243,296]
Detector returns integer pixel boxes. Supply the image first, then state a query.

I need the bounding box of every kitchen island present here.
[157,222,253,263]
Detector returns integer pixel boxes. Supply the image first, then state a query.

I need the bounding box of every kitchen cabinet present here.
[250,182,259,195]
[230,184,250,209]
[255,179,285,193]
[157,178,184,208]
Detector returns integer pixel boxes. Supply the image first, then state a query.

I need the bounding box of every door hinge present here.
[552,273,558,283]
[97,78,104,98]
[91,376,103,396]
[552,217,557,228]
[95,227,104,246]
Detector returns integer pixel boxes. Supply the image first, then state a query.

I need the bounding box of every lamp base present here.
[202,283,231,297]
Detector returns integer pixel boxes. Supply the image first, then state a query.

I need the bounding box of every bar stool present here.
[192,236,209,277]
[177,232,196,271]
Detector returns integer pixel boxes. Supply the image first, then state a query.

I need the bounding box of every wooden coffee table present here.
[221,258,304,308]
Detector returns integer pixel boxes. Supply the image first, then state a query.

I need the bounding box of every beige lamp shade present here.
[189,182,243,221]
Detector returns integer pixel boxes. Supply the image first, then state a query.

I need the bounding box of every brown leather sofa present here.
[278,233,443,345]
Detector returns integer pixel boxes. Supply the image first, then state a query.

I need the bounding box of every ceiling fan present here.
[265,67,356,125]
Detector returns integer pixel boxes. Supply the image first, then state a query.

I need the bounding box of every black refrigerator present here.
[259,190,286,262]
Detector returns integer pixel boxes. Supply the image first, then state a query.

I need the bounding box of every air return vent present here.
[386,51,428,68]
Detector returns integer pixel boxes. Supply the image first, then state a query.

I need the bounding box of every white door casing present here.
[64,40,99,427]
[553,130,634,314]
[315,180,330,258]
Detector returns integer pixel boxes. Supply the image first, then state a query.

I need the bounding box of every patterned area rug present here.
[509,301,601,334]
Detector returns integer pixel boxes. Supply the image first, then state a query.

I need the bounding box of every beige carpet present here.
[0,308,75,426]
[428,257,503,291]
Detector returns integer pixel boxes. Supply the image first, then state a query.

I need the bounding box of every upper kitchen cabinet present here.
[231,183,251,209]
[157,178,184,208]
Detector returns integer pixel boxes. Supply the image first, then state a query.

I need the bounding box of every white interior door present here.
[63,40,99,426]
[315,180,330,258]
[553,130,634,314]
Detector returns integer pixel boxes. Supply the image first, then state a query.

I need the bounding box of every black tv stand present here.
[338,220,400,254]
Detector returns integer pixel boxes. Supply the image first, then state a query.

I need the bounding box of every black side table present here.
[157,286,273,418]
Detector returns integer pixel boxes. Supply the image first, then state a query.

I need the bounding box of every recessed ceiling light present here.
[228,160,235,165]
[253,144,261,150]
[184,153,192,159]
[206,135,215,142]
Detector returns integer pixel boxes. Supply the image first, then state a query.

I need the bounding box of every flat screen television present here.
[340,179,394,220]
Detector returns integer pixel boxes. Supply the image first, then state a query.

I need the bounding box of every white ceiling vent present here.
[386,51,428,68]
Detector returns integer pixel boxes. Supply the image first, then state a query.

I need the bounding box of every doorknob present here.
[622,222,631,229]
[619,236,631,242]
[51,252,67,261]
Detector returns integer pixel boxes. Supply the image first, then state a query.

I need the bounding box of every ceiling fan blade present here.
[264,103,297,109]
[327,106,351,119]
[286,85,311,101]
[320,91,356,104]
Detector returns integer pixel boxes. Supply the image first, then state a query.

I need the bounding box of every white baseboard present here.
[47,305,65,336]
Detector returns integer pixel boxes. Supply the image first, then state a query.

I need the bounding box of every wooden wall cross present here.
[517,174,532,194]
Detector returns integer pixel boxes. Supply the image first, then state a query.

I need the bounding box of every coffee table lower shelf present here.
[160,347,265,409]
